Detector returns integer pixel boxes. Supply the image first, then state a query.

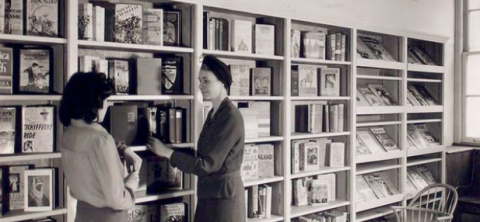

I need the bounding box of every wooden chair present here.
[391,184,458,222]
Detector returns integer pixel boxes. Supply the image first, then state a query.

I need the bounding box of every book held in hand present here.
[26,0,58,37]
[24,168,55,212]
[22,107,55,153]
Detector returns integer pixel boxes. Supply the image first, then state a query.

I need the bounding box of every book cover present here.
[19,49,51,94]
[251,67,271,96]
[357,86,383,106]
[107,105,138,146]
[338,103,344,132]
[231,20,252,53]
[239,108,258,139]
[127,205,148,222]
[368,84,397,106]
[372,172,400,196]
[241,144,258,181]
[257,144,274,178]
[291,29,301,58]
[407,169,430,190]
[326,142,344,167]
[160,203,185,222]
[327,33,336,61]
[356,128,385,154]
[308,103,323,134]
[308,179,329,206]
[112,4,142,44]
[208,17,215,50]
[168,108,176,143]
[355,175,378,202]
[163,10,181,46]
[22,107,54,153]
[143,9,163,45]
[137,107,157,145]
[202,11,209,49]
[302,31,326,59]
[340,34,346,61]
[407,85,430,106]
[0,47,12,94]
[248,102,270,137]
[78,55,98,73]
[157,109,169,143]
[329,105,338,132]
[323,104,330,133]
[229,65,250,96]
[315,138,330,167]
[26,0,58,37]
[248,185,259,217]
[369,127,399,152]
[78,3,93,40]
[406,124,429,148]
[319,67,340,96]
[293,178,308,206]
[356,88,371,106]
[301,141,320,171]
[356,36,377,60]
[317,173,336,201]
[93,5,104,41]
[408,49,423,64]
[359,36,395,61]
[410,45,437,66]
[416,166,436,185]
[407,89,422,106]
[291,66,299,96]
[335,33,342,61]
[146,156,182,192]
[24,169,54,212]
[174,108,184,143]
[161,57,183,95]
[218,18,229,51]
[355,134,371,156]
[298,65,318,96]
[5,0,23,35]
[135,58,162,95]
[0,107,15,154]
[413,124,440,146]
[254,24,275,55]
[363,174,386,199]
[257,186,267,218]
[108,60,130,95]
[291,140,300,174]
[8,165,31,211]
[414,85,438,105]
[147,204,160,222]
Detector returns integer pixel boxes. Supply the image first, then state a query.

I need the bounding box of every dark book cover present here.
[137,107,157,145]
[0,167,5,216]
[291,66,299,96]
[157,109,169,143]
[0,107,16,154]
[108,59,131,95]
[146,156,183,193]
[163,10,181,46]
[323,105,330,133]
[0,47,13,95]
[161,57,183,95]
[203,11,209,49]
[25,0,59,37]
[135,58,162,95]
[168,108,176,144]
[220,18,229,51]
[295,105,308,133]
[108,105,138,146]
[21,106,55,153]
[8,164,33,211]
[5,0,23,35]
[18,48,51,94]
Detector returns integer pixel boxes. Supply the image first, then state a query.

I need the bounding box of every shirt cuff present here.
[170,150,181,168]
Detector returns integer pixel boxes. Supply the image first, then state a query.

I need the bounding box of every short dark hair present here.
[59,72,114,127]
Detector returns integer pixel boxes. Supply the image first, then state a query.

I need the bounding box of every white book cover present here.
[291,140,300,174]
[258,144,274,178]
[254,24,275,55]
[24,169,54,212]
[356,88,371,106]
[0,107,15,154]
[22,107,54,153]
[302,31,326,59]
[0,0,6,34]
[26,0,58,37]
[143,9,163,45]
[291,29,301,58]
[239,108,258,139]
[229,65,250,96]
[127,205,148,222]
[93,6,105,41]
[5,0,23,35]
[293,178,308,206]
[266,185,272,218]
[327,142,345,167]
[308,103,323,134]
[95,59,109,74]
[368,84,397,106]
[79,3,93,40]
[241,144,259,181]
[319,67,340,96]
[298,64,318,96]
[308,179,329,206]
[338,104,344,132]
[414,124,440,146]
[356,128,385,154]
[301,141,320,171]
[315,138,331,167]
[231,20,253,53]
[369,127,399,152]
[317,173,336,201]
[356,36,377,60]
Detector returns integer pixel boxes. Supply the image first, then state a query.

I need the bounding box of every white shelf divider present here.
[245,136,284,144]
[407,64,445,73]
[357,75,402,81]
[290,200,351,218]
[0,153,62,163]
[290,132,351,140]
[203,49,284,60]
[291,166,351,180]
[407,78,442,83]
[0,34,67,44]
[407,146,445,157]
[356,121,402,127]
[357,59,406,70]
[291,96,351,101]
[356,163,402,175]
[243,176,284,187]
[356,150,405,164]
[78,40,194,53]
[291,57,352,65]
[135,190,195,204]
[357,106,404,115]
[355,194,403,212]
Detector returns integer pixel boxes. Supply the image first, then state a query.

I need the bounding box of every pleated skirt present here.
[194,196,246,222]
[75,201,127,222]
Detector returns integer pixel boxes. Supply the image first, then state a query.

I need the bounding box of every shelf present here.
[229,96,284,101]
[290,200,351,218]
[407,64,445,73]
[407,78,442,83]
[245,136,284,144]
[0,34,67,45]
[356,150,404,164]
[0,95,62,101]
[406,106,444,113]
[355,194,404,212]
[356,121,402,127]
[203,49,284,60]
[291,57,351,65]
[291,132,350,140]
[0,152,62,163]
[130,143,194,152]
[356,75,402,81]
[407,157,443,167]
[248,215,284,222]
[357,106,404,115]
[0,208,68,222]
[108,95,194,101]
[357,59,406,70]
[291,96,351,101]
[407,119,442,124]
[407,146,445,157]
[135,190,195,204]
[356,163,401,175]
[291,166,351,179]
[356,206,395,222]
[446,146,474,154]
[78,40,194,53]
[405,188,445,201]
[243,176,284,187]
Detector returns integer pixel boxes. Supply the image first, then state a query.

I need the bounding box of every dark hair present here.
[59,72,114,127]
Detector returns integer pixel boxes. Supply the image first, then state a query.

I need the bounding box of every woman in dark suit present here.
[147,55,246,222]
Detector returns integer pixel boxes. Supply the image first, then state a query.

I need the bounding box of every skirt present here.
[75,201,127,222]
[194,197,246,222]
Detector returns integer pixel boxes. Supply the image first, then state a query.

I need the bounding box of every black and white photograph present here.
[24,169,54,212]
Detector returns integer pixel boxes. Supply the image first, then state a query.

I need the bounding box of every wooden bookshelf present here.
[78,40,195,53]
[0,34,67,45]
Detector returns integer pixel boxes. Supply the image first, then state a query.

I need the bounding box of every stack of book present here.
[291,139,345,174]
[356,127,400,156]
[245,184,273,219]
[293,102,345,133]
[292,210,348,222]
[356,36,396,61]
[408,45,438,66]
[355,172,400,203]
[407,85,439,106]
[291,65,341,97]
[291,29,348,62]
[241,144,275,181]
[356,84,397,107]
[407,124,440,150]
[406,166,437,193]
[127,203,186,222]
[292,174,336,206]
[229,65,272,96]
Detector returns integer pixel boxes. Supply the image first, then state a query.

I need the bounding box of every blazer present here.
[170,97,245,199]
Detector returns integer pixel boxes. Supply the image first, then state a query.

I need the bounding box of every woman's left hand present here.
[147,137,174,159]
[124,148,142,173]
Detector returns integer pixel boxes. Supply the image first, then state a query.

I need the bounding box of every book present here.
[251,67,271,96]
[300,141,320,171]
[161,57,183,95]
[143,9,163,45]
[26,0,58,37]
[254,24,275,55]
[368,84,397,106]
[24,169,55,212]
[338,104,344,132]
[323,104,330,133]
[5,0,23,35]
[241,144,258,181]
[248,102,271,137]
[413,85,439,105]
[248,185,259,217]
[231,20,252,53]
[408,49,423,64]
[137,107,157,145]
[355,175,378,202]
[109,60,130,95]
[407,169,430,190]
[308,103,323,134]
[202,11,209,49]
[291,66,299,96]
[358,36,395,61]
[335,33,342,61]
[107,105,138,146]
[147,204,160,222]
[356,128,385,154]
[174,108,185,143]
[163,10,181,46]
[229,65,250,96]
[356,36,377,59]
[291,29,301,58]
[416,166,436,185]
[22,107,54,153]
[293,178,308,206]
[406,124,429,148]
[319,67,340,96]
[78,3,93,40]
[160,203,185,222]
[327,33,336,61]
[326,142,345,167]
[302,31,326,59]
[258,144,274,178]
[19,48,51,94]
[410,45,437,66]
[168,108,176,143]
[357,86,383,106]
[369,127,399,152]
[239,108,258,139]
[372,172,400,196]
[413,124,440,146]
[146,156,182,192]
[127,205,148,222]
[340,34,347,61]
[356,88,371,106]
[93,5,105,41]
[135,58,162,95]
[407,88,422,106]
[8,165,31,211]
[0,107,15,154]
[0,47,13,94]
[317,173,336,201]
[329,105,338,132]
[308,179,329,206]
[78,55,98,72]
[298,65,318,96]
[363,174,386,199]
[111,4,143,43]
[216,18,229,51]
[356,134,371,155]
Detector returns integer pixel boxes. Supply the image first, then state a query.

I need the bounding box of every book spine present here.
[308,104,314,133]
[291,67,299,96]
[203,11,209,49]
[219,19,224,52]
[323,105,330,133]
[330,34,336,61]
[341,34,346,61]
[335,33,342,61]
[168,109,176,143]
[338,104,344,132]
[93,6,105,42]
[79,3,93,40]
[222,19,229,51]
[330,105,339,132]
[292,142,299,174]
[215,18,220,50]
[175,109,183,143]
[248,185,259,218]
[209,18,215,50]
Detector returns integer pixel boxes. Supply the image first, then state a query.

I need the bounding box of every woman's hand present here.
[147,137,174,159]
[124,171,139,191]
[124,148,142,173]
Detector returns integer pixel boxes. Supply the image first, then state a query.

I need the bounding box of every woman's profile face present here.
[96,99,109,123]
[199,68,224,101]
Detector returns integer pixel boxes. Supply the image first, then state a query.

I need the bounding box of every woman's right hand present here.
[124,171,139,191]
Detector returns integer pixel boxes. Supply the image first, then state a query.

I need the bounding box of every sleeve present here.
[170,114,242,177]
[89,134,136,210]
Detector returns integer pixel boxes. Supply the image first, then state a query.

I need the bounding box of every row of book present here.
[291,29,348,62]
[79,3,181,46]
[292,174,336,206]
[292,210,347,222]
[291,65,341,97]
[127,203,186,222]
[355,172,400,203]
[356,84,397,106]
[408,46,439,66]
[130,155,183,194]
[406,166,437,193]
[245,184,273,219]
[291,139,345,174]
[79,55,184,96]
[356,127,399,156]
[0,166,57,216]
[203,12,275,55]
[407,124,440,150]
[241,144,275,181]
[228,65,272,96]
[407,84,439,106]
[294,103,345,134]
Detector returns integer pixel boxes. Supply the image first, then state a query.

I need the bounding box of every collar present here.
[207,97,230,123]
[70,119,108,134]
